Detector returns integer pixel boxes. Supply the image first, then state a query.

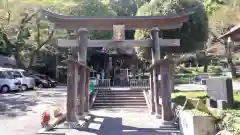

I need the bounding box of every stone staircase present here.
[92,89,148,109]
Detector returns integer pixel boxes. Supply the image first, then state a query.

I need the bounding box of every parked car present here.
[34,74,57,88]
[29,75,51,88]
[193,75,210,85]
[0,69,21,92]
[2,68,35,91]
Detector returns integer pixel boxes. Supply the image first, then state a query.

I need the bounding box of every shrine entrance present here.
[42,9,191,127]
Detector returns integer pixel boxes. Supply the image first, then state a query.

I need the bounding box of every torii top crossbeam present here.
[41,9,192,30]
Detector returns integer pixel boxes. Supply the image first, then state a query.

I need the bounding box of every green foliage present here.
[0,29,14,56]
[220,110,240,135]
[185,109,210,116]
[172,91,240,135]
[71,0,117,40]
[134,0,209,60]
[172,91,208,106]
[208,0,240,36]
[203,0,224,15]
[107,0,148,16]
[207,66,222,74]
[0,0,72,68]
[177,66,222,75]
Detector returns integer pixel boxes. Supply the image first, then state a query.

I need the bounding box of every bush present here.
[219,110,240,135]
[185,109,210,116]
[171,91,240,135]
[208,66,223,75]
[174,74,195,84]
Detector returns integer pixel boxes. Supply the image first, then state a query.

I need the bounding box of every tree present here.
[106,0,149,16]
[72,0,116,40]
[207,0,240,77]
[27,13,54,68]
[209,0,240,36]
[134,0,209,61]
[0,0,74,68]
[0,0,37,67]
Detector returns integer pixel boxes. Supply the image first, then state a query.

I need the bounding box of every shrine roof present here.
[41,9,193,30]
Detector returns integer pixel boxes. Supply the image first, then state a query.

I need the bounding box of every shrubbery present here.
[219,110,240,135]
[171,91,240,135]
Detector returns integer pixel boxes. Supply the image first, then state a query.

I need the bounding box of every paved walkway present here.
[53,109,180,135]
[0,86,181,135]
[0,87,67,135]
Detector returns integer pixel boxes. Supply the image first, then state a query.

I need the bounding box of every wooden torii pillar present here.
[146,57,174,126]
[62,56,94,126]
[151,27,161,117]
[76,28,88,117]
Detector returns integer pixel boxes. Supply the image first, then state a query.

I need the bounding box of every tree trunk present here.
[14,44,24,68]
[203,65,208,72]
[227,58,237,78]
[28,51,37,68]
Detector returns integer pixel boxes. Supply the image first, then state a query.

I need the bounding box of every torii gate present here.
[41,9,191,127]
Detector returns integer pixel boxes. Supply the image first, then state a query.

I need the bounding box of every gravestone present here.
[206,77,234,109]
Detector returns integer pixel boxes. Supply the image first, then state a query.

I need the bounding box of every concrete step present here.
[97,92,143,94]
[93,89,147,109]
[97,93,144,95]
[95,96,145,99]
[95,97,145,101]
[94,100,146,103]
[98,90,143,92]
[92,105,148,108]
[97,94,143,97]
[97,92,143,95]
[93,102,147,106]
[96,97,144,100]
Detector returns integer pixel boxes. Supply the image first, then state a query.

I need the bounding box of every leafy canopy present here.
[134,0,208,60]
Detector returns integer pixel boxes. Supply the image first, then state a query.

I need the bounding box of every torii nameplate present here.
[57,39,180,48]
[113,25,125,41]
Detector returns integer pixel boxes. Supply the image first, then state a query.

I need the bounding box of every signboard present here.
[206,77,234,106]
[113,25,125,41]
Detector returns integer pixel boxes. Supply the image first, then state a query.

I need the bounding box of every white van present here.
[12,69,35,91]
[1,68,35,91]
[0,70,21,92]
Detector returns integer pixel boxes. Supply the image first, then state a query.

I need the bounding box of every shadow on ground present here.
[56,115,179,135]
[37,91,66,98]
[0,93,39,118]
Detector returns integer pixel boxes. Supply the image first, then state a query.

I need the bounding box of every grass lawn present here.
[171,91,240,108]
